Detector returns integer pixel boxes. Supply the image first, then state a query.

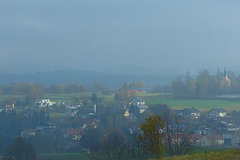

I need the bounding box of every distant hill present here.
[99,65,184,76]
[0,70,177,89]
[99,65,159,75]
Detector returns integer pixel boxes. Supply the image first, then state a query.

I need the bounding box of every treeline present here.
[2,82,123,96]
[172,69,240,98]
[0,81,145,96]
[0,83,89,95]
[114,81,145,103]
[0,81,145,105]
[0,82,103,105]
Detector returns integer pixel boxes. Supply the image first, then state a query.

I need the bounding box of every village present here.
[0,93,239,154]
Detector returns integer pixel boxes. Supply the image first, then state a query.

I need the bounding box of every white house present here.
[35,99,56,108]
[130,98,148,114]
[131,98,146,106]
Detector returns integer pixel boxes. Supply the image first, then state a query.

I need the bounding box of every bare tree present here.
[98,129,129,160]
[129,128,147,160]
[165,115,192,156]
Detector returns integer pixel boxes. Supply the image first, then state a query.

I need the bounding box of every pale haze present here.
[1,0,240,75]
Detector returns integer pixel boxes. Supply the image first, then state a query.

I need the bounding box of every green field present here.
[45,93,93,103]
[139,93,240,112]
[2,92,240,112]
[36,149,240,160]
[37,153,90,160]
[162,149,240,160]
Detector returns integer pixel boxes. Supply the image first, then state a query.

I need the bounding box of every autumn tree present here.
[24,83,44,105]
[139,114,166,159]
[65,84,88,93]
[115,82,128,103]
[47,84,65,94]
[92,82,109,93]
[81,128,102,152]
[128,81,145,90]
[196,69,211,97]
[165,115,192,156]
[171,79,186,98]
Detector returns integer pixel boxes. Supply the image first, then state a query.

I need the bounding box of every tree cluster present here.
[0,110,49,137]
[115,81,145,103]
[172,69,240,98]
[0,83,89,96]
[3,137,36,160]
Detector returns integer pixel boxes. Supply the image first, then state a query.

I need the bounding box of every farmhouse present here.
[131,97,146,106]
[130,98,148,114]
[35,99,56,108]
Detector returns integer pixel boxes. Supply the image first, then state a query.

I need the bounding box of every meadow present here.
[2,92,240,112]
[37,153,90,160]
[139,93,240,112]
[162,149,240,160]
[35,149,240,160]
[47,92,240,112]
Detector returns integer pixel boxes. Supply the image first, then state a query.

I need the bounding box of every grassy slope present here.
[163,149,240,160]
[45,93,93,103]
[36,149,240,160]
[37,153,90,160]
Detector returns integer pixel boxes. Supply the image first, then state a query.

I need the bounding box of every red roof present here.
[128,90,144,93]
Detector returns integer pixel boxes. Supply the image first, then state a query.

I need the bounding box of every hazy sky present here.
[1,0,240,74]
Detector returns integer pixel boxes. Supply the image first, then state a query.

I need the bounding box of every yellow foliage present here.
[139,114,165,159]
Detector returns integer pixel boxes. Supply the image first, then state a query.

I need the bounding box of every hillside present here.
[33,149,240,160]
[163,149,240,160]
